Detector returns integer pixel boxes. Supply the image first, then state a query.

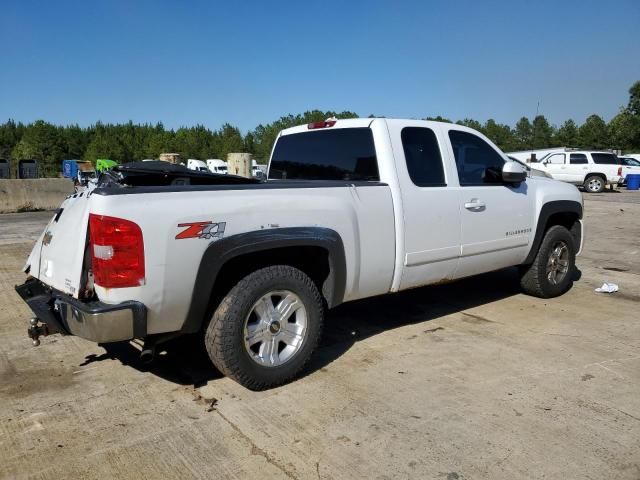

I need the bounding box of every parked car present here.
[618,157,640,185]
[17,118,584,390]
[530,150,622,193]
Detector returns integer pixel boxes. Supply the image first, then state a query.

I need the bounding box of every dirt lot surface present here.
[1,191,639,479]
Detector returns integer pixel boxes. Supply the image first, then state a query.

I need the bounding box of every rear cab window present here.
[269,128,379,181]
[401,127,446,187]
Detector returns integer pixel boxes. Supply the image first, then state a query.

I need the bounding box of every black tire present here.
[520,225,576,298]
[205,265,324,390]
[583,174,605,193]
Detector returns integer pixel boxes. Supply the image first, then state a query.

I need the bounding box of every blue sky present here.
[1,0,639,132]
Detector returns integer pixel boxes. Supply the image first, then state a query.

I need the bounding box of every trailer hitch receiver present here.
[28,318,49,347]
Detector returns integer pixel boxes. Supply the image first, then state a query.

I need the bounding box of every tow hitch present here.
[28,317,49,346]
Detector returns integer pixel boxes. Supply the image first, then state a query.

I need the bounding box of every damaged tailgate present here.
[25,190,91,298]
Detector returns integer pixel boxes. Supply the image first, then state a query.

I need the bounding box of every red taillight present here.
[618,166,622,176]
[307,120,336,129]
[89,214,145,288]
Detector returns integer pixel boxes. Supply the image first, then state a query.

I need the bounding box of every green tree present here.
[578,114,609,149]
[144,129,174,159]
[483,119,517,151]
[424,115,452,123]
[628,80,640,116]
[10,120,66,176]
[456,118,482,131]
[608,109,640,151]
[63,124,89,159]
[0,119,24,160]
[514,117,533,149]
[244,132,256,155]
[218,123,245,159]
[554,119,579,146]
[531,115,554,149]
[84,132,126,162]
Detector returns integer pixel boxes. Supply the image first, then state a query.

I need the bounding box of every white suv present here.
[619,156,640,185]
[531,150,622,193]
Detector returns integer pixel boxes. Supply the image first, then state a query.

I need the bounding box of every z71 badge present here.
[176,221,226,240]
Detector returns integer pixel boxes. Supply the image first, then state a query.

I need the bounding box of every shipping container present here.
[0,159,9,178]
[18,160,38,179]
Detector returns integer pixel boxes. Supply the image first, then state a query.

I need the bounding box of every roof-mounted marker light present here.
[307,117,337,129]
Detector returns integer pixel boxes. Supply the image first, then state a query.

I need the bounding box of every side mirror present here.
[502,161,527,184]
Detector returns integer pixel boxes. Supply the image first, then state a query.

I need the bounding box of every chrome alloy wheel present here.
[243,290,307,367]
[587,177,603,192]
[546,241,570,285]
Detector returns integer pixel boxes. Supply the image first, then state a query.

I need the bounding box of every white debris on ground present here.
[595,282,619,293]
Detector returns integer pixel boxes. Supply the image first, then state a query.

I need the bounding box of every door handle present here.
[464,199,486,211]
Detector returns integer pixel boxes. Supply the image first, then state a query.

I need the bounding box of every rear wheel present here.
[205,265,324,390]
[520,225,576,298]
[584,175,605,193]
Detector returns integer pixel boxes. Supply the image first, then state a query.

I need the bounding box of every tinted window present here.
[622,158,640,166]
[570,153,588,164]
[546,153,566,165]
[401,127,445,187]
[448,130,505,185]
[269,128,379,181]
[591,153,619,165]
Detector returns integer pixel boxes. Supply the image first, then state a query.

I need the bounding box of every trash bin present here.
[626,174,640,190]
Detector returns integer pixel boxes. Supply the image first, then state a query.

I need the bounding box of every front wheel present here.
[520,225,576,298]
[205,265,324,390]
[584,175,605,193]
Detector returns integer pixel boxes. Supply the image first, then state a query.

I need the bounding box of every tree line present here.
[1,81,638,178]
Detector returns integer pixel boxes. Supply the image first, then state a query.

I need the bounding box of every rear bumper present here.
[15,279,146,343]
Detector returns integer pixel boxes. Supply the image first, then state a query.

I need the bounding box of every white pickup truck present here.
[530,150,623,193]
[16,119,584,389]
